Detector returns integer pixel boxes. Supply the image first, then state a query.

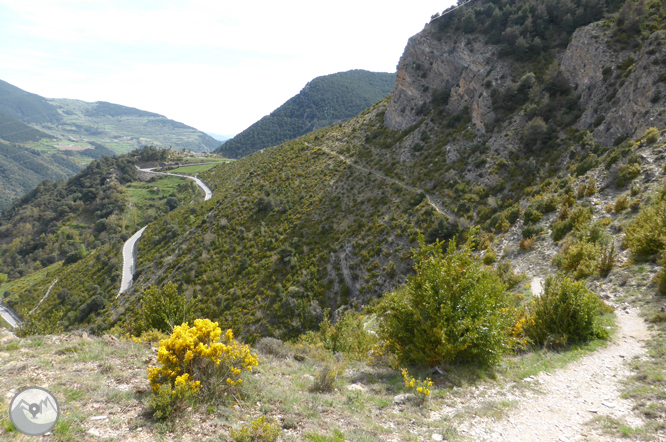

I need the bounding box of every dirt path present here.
[454,307,650,441]
[310,143,455,219]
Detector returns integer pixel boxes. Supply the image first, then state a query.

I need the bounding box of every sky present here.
[0,1,455,136]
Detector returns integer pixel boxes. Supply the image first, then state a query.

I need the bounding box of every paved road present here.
[0,302,21,328]
[117,168,213,297]
[117,226,147,298]
[138,168,213,201]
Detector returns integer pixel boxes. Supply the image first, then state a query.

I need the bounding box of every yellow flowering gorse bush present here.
[401,368,433,405]
[147,319,258,400]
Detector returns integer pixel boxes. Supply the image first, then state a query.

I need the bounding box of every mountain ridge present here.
[216,69,396,159]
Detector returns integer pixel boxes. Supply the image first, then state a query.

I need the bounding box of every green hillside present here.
[216,70,395,159]
[0,79,61,124]
[0,146,208,282]
[0,114,55,143]
[0,142,81,210]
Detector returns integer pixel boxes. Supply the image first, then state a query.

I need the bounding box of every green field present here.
[124,175,200,227]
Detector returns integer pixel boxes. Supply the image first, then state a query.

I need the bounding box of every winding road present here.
[0,303,21,328]
[117,167,213,297]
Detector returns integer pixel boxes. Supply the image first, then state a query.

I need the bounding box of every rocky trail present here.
[443,304,650,441]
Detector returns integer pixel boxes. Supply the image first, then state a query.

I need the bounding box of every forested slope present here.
[216,70,395,159]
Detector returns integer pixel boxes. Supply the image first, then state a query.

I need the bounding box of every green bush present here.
[524,274,609,347]
[375,232,512,367]
[148,382,197,420]
[643,127,660,144]
[523,206,543,225]
[302,310,377,361]
[231,416,281,442]
[623,195,666,256]
[552,219,573,241]
[553,238,599,279]
[136,282,194,335]
[482,249,497,264]
[616,163,641,188]
[522,225,541,239]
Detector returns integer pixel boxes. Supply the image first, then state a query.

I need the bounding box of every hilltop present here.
[216,70,396,159]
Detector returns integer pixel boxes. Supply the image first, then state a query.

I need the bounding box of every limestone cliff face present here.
[386,19,666,147]
[385,23,503,133]
[562,24,666,146]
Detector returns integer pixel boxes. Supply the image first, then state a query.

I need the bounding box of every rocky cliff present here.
[385,18,666,149]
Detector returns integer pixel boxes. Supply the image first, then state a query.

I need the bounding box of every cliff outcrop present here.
[386,18,666,149]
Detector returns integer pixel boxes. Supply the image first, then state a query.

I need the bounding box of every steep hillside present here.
[0,146,211,282]
[0,79,61,124]
[216,70,396,159]
[0,142,81,210]
[0,114,55,143]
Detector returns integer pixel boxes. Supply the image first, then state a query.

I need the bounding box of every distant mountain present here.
[216,69,396,159]
[44,99,220,153]
[206,133,234,142]
[0,79,221,153]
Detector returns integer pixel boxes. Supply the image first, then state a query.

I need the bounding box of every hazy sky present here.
[0,1,455,136]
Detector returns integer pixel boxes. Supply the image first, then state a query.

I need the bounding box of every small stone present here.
[602,402,616,408]
[432,433,444,441]
[587,409,598,413]
[87,429,101,436]
[394,393,416,404]
[89,415,108,421]
[346,383,365,392]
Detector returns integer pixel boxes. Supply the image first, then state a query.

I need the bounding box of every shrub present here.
[15,308,64,338]
[523,206,542,225]
[375,232,512,367]
[522,225,541,239]
[553,238,599,279]
[616,163,641,188]
[643,127,660,144]
[585,177,597,197]
[149,381,198,420]
[495,260,525,288]
[552,219,573,241]
[231,416,281,442]
[309,362,345,393]
[657,265,666,296]
[614,194,630,212]
[519,237,536,251]
[523,274,609,347]
[522,117,548,151]
[147,319,258,404]
[301,310,377,361]
[574,155,599,177]
[256,337,290,358]
[401,368,433,406]
[598,243,615,278]
[482,249,497,264]
[136,282,194,335]
[623,196,666,256]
